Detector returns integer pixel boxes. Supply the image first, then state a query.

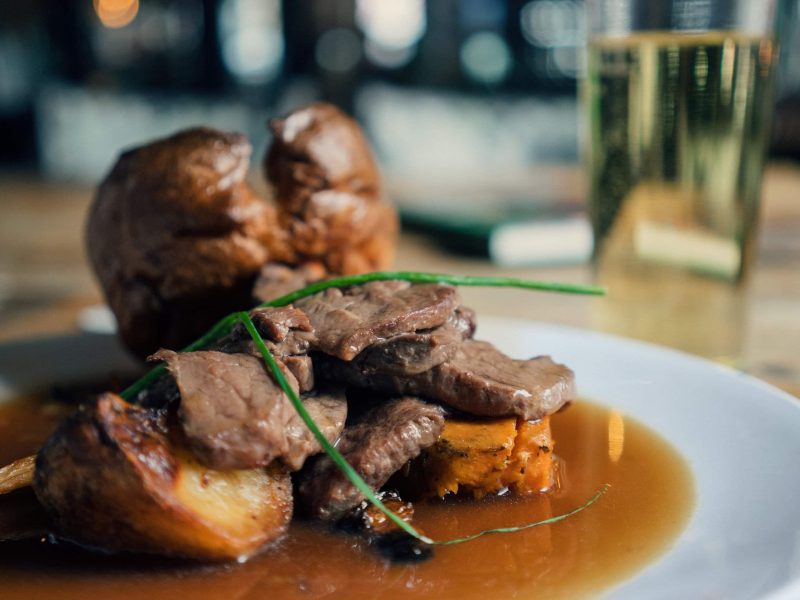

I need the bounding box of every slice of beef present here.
[283,355,315,392]
[214,305,316,359]
[352,306,476,376]
[154,349,297,470]
[153,350,345,471]
[252,263,327,304]
[315,340,575,420]
[283,390,347,471]
[298,397,444,520]
[251,305,313,341]
[210,306,316,392]
[295,281,458,361]
[418,341,575,419]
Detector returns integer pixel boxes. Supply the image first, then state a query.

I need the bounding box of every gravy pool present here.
[0,396,694,599]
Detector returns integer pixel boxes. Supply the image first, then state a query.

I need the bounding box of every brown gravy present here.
[0,396,694,600]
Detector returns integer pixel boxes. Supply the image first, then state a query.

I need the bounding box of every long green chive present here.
[122,271,604,400]
[236,311,609,546]
[432,484,610,546]
[236,312,431,543]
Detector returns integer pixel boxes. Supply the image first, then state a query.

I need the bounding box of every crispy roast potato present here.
[33,393,292,561]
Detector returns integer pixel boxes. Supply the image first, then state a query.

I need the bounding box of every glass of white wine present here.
[584,0,783,361]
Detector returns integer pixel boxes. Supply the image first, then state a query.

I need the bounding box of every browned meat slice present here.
[252,262,327,303]
[251,305,313,339]
[298,397,445,520]
[413,341,575,419]
[352,306,476,376]
[154,350,297,470]
[153,350,345,471]
[214,305,316,360]
[295,281,458,361]
[283,390,347,471]
[283,355,315,392]
[315,340,576,420]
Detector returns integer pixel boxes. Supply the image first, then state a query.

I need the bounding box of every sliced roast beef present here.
[283,390,347,471]
[352,306,476,376]
[214,305,315,359]
[250,305,313,341]
[283,355,315,392]
[154,349,297,470]
[424,341,575,419]
[153,350,345,470]
[315,340,575,420]
[294,281,458,361]
[298,397,445,520]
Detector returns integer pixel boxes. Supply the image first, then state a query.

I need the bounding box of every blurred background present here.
[1,0,797,183]
[1,0,799,393]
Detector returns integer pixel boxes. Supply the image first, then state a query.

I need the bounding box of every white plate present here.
[2,318,800,599]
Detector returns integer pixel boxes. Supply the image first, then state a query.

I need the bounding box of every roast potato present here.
[33,393,292,561]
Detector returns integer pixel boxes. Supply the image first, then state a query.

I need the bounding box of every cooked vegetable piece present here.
[405,416,555,499]
[505,417,557,495]
[33,393,292,561]
[0,455,35,495]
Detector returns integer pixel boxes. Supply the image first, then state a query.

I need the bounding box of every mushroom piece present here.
[34,393,292,561]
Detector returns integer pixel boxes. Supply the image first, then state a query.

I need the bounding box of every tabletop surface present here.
[0,164,798,398]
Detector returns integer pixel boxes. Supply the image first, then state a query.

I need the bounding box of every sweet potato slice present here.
[406,416,555,499]
[33,393,292,561]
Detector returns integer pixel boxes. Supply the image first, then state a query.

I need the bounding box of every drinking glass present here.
[584,0,783,360]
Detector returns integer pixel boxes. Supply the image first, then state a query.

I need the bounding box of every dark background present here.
[1,0,799,184]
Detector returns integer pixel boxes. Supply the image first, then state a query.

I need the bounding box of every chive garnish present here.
[121,271,604,400]
[122,271,608,545]
[236,311,432,543]
[236,311,609,546]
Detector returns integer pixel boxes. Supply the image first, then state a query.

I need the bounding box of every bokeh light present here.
[93,0,139,29]
[219,0,283,84]
[315,28,362,74]
[356,0,426,68]
[459,31,511,85]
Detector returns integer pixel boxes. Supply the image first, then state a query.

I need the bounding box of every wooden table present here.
[1,165,798,397]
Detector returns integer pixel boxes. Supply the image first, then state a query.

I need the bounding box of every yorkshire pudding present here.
[87,128,275,357]
[266,103,398,274]
[87,104,398,358]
